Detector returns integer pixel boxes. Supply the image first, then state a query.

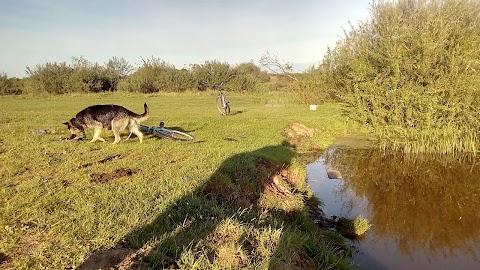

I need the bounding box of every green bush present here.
[68,57,111,92]
[119,59,266,93]
[321,0,480,154]
[23,57,132,94]
[118,58,194,93]
[292,63,342,104]
[0,73,22,95]
[14,56,268,94]
[191,60,233,91]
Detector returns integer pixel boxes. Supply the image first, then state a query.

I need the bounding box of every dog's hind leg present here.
[91,128,105,143]
[130,126,144,143]
[112,119,131,144]
[112,129,122,144]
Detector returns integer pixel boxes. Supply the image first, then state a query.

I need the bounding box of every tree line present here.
[0,57,271,95]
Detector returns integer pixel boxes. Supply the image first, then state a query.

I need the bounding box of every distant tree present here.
[191,60,233,90]
[104,57,134,90]
[69,57,112,92]
[259,51,298,82]
[25,62,73,94]
[118,57,193,93]
[0,72,22,95]
[229,61,263,92]
[105,57,134,78]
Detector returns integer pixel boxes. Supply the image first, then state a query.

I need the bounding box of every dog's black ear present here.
[62,122,69,126]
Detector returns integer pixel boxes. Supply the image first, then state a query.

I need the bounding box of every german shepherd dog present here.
[63,103,149,144]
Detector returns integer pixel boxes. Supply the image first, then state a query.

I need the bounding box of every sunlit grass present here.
[336,215,372,238]
[0,91,354,269]
[352,215,372,236]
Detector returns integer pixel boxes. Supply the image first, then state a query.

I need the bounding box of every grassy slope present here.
[0,92,353,269]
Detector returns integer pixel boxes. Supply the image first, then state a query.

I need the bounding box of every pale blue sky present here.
[0,0,372,78]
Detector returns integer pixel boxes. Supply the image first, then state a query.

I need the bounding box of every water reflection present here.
[310,147,480,269]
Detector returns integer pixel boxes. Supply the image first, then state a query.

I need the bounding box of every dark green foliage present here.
[292,62,342,104]
[312,0,480,153]
[191,60,232,91]
[68,57,112,93]
[25,61,73,94]
[23,56,132,94]
[0,73,22,95]
[230,61,270,92]
[118,59,266,93]
[4,56,266,95]
[118,58,192,93]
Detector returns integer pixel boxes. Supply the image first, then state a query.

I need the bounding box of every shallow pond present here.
[307,143,480,270]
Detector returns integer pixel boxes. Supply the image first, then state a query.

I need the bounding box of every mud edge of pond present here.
[284,123,356,238]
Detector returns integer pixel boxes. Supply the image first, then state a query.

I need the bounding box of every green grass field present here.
[0,92,355,269]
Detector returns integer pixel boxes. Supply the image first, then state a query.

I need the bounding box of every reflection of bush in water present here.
[324,148,480,257]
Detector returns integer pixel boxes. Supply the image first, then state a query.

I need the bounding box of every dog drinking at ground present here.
[63,103,149,144]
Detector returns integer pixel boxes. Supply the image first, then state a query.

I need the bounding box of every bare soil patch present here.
[90,168,141,183]
[0,252,10,265]
[78,247,149,270]
[79,154,123,169]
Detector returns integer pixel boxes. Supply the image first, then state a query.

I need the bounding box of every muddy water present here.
[307,146,480,270]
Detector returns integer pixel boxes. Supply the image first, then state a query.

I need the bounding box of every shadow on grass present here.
[78,144,347,269]
[229,110,244,116]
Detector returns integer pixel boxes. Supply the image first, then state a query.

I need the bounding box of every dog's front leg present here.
[91,128,106,143]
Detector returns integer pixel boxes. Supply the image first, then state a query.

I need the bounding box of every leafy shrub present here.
[320,0,480,153]
[191,60,233,91]
[25,61,73,94]
[14,56,267,94]
[0,73,22,95]
[23,57,132,94]
[292,63,342,104]
[228,62,265,92]
[118,58,194,93]
[119,59,265,93]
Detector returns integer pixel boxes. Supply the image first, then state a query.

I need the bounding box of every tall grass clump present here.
[317,0,480,154]
[335,215,371,238]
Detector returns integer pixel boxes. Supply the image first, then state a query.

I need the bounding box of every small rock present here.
[32,129,48,135]
[327,169,342,179]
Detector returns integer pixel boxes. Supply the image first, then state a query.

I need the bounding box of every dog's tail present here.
[134,103,149,123]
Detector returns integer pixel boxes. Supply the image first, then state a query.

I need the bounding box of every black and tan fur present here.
[63,103,149,144]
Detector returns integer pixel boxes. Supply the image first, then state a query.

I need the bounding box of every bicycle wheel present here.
[169,130,195,141]
[153,129,194,141]
[139,125,152,134]
[216,95,226,115]
[152,129,170,139]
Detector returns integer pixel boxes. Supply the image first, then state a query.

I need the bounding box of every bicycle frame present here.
[219,91,228,108]
[126,124,194,141]
[216,87,230,115]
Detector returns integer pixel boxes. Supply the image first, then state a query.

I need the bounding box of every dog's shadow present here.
[78,144,319,269]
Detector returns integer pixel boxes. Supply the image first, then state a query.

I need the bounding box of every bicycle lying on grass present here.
[216,82,230,115]
[126,122,195,141]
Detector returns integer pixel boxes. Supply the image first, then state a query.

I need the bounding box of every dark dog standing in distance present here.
[63,103,149,144]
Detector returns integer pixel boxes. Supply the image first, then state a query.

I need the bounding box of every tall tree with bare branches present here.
[259,51,298,82]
